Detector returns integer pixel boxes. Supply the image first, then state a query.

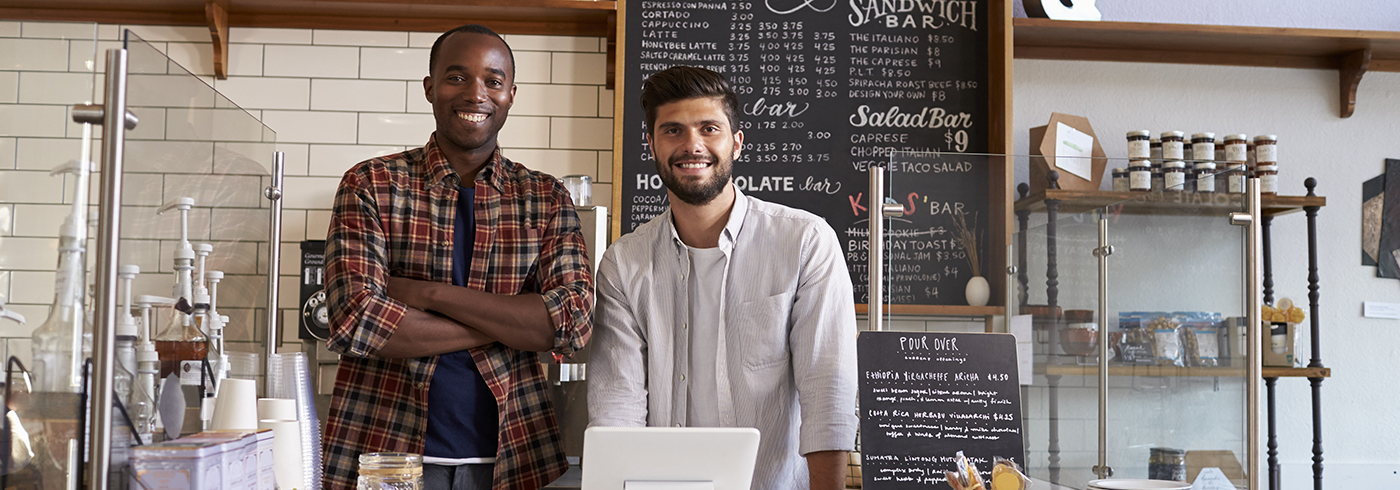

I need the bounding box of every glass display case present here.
[0,23,279,489]
[870,151,1265,490]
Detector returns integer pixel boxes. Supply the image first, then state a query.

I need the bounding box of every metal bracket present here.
[72,103,139,129]
[1092,465,1114,479]
[1005,266,1017,276]
[1092,245,1114,258]
[1230,212,1253,226]
[880,202,904,218]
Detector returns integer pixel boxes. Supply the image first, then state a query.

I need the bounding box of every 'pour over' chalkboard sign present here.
[858,331,1024,489]
[618,0,992,307]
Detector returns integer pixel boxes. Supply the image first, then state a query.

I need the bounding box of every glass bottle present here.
[155,310,208,381]
[32,219,89,393]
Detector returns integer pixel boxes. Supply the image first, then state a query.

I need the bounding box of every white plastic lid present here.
[1164,160,1185,168]
[1194,162,1217,169]
[1112,167,1127,173]
[1257,165,1278,171]
[1225,133,1248,141]
[207,271,224,281]
[117,317,138,337]
[195,243,214,255]
[137,348,159,363]
[1161,130,1185,138]
[1254,134,1278,142]
[1191,132,1216,140]
[1126,130,1151,138]
[1149,136,1160,143]
[137,294,177,306]
[1128,160,1151,168]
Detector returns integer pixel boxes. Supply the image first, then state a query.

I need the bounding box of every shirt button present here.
[682,323,688,330]
[680,374,686,380]
[415,381,425,389]
[439,240,450,247]
[675,423,682,427]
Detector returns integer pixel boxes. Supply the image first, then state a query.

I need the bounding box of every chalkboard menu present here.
[858,331,1024,489]
[620,0,991,306]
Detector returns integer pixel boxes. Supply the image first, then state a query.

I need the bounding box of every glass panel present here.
[1009,153,1250,489]
[0,19,99,488]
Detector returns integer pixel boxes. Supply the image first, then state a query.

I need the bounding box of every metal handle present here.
[266,152,285,368]
[868,165,884,331]
[1245,178,1263,490]
[88,47,132,490]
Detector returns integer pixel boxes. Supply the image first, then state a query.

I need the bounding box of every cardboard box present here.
[1186,450,1245,487]
[1263,321,1301,367]
[1028,112,1108,194]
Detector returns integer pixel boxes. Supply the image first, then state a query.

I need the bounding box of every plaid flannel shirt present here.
[323,135,593,490]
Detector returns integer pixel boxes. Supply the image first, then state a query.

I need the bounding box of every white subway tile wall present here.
[0,21,615,356]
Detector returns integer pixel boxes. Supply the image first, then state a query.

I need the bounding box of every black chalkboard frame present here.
[606,0,1015,313]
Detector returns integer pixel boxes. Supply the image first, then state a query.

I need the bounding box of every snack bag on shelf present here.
[944,451,986,490]
[989,457,1029,490]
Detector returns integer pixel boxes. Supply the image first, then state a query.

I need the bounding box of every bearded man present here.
[587,65,858,490]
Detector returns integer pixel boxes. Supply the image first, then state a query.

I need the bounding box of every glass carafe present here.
[357,452,424,490]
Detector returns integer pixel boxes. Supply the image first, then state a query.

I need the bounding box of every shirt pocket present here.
[736,291,795,369]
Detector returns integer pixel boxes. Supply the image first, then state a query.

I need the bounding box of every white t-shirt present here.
[685,245,727,427]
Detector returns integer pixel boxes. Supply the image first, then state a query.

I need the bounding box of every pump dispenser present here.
[135,294,175,443]
[205,270,229,383]
[154,198,207,381]
[158,197,197,311]
[0,295,25,325]
[115,265,140,410]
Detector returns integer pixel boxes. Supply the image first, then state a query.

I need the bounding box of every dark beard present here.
[662,153,731,206]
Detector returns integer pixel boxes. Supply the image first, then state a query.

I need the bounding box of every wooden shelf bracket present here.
[1338,48,1370,118]
[206,0,229,79]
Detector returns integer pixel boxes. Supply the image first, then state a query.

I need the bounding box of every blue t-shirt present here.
[423,186,499,458]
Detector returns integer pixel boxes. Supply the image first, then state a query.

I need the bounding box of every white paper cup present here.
[258,398,298,422]
[210,378,259,430]
[260,419,304,490]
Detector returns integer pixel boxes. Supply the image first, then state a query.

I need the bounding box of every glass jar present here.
[1126,130,1151,160]
[1112,167,1129,192]
[1149,137,1162,163]
[1150,162,1165,191]
[1224,134,1248,163]
[1194,162,1217,193]
[1160,131,1185,160]
[1191,132,1216,163]
[1148,447,1186,481]
[358,453,424,490]
[1254,134,1278,163]
[1128,161,1152,191]
[1257,164,1279,195]
[1227,163,1248,194]
[1163,160,1186,192]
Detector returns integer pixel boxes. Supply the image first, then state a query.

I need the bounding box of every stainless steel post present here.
[88,47,132,490]
[265,152,285,367]
[1231,178,1263,490]
[1246,178,1263,490]
[868,165,885,331]
[1092,214,1113,479]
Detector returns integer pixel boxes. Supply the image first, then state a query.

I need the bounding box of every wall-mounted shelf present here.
[1040,364,1331,378]
[1013,18,1400,118]
[1015,189,1326,217]
[0,0,617,80]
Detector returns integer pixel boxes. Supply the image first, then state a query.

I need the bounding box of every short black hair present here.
[428,24,516,77]
[640,65,740,136]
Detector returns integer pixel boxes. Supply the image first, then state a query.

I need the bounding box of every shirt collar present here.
[667,186,749,252]
[423,133,509,191]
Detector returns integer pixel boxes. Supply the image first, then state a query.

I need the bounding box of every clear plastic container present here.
[357,452,424,490]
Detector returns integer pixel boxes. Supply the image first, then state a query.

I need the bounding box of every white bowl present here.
[1087,479,1192,490]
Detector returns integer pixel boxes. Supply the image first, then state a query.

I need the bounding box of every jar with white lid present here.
[1194,162,1217,193]
[1160,131,1185,160]
[1254,134,1278,163]
[1128,160,1152,191]
[1126,130,1152,160]
[1191,132,1216,162]
[1149,137,1162,163]
[1163,161,1187,192]
[1112,168,1129,192]
[1227,164,1248,194]
[1257,164,1278,195]
[1224,134,1248,163]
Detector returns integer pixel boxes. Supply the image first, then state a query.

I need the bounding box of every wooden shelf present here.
[0,0,617,36]
[1014,189,1326,217]
[1039,364,1331,378]
[855,304,1004,317]
[1013,18,1400,117]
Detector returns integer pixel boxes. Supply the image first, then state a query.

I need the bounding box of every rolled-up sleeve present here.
[325,171,407,358]
[537,181,595,359]
[586,249,650,427]
[789,223,859,455]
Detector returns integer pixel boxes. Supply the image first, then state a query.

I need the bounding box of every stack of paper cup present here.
[258,398,298,422]
[260,419,304,490]
[267,352,322,490]
[210,378,259,431]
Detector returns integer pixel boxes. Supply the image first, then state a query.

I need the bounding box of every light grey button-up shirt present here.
[588,189,859,489]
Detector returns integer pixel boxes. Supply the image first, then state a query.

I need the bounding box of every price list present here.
[858,332,1024,489]
[624,0,989,306]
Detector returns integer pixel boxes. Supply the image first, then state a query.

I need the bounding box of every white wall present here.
[0,20,615,359]
[1015,0,1400,31]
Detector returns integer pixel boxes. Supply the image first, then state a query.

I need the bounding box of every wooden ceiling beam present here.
[206,0,229,79]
